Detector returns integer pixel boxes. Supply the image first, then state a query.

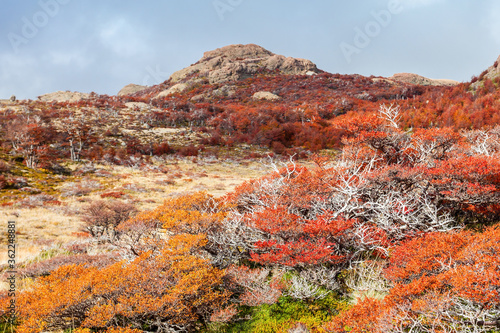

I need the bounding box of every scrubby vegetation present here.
[1,58,500,332]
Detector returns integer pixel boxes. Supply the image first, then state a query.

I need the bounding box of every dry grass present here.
[0,206,81,264]
[0,157,273,268]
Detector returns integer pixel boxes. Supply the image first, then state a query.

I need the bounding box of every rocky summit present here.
[168,44,320,85]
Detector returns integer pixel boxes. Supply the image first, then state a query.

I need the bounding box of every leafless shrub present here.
[286,274,330,300]
[462,125,500,156]
[226,266,285,306]
[385,296,500,333]
[299,266,340,291]
[345,260,390,300]
[82,200,138,241]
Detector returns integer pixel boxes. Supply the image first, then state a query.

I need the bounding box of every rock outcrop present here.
[118,84,147,96]
[471,54,500,89]
[491,54,500,77]
[481,54,500,80]
[155,83,190,98]
[168,44,320,85]
[38,91,90,102]
[390,73,459,86]
[252,91,281,101]
[125,102,150,110]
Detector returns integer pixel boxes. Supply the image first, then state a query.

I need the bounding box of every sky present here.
[1,0,499,100]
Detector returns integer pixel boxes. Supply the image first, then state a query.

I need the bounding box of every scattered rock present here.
[190,93,207,102]
[125,102,150,110]
[212,85,236,97]
[38,91,90,102]
[154,83,189,98]
[372,77,395,84]
[10,95,16,102]
[118,83,147,96]
[252,91,282,101]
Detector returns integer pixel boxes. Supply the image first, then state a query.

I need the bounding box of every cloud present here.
[47,50,93,69]
[487,3,500,45]
[399,0,445,9]
[98,17,150,57]
[0,53,45,98]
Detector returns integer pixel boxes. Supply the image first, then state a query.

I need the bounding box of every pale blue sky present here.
[1,0,499,99]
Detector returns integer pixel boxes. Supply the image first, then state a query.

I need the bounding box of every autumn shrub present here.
[2,94,499,332]
[178,144,199,157]
[17,253,118,278]
[100,191,126,199]
[324,225,500,332]
[7,234,229,333]
[0,175,7,190]
[216,105,500,312]
[153,141,173,155]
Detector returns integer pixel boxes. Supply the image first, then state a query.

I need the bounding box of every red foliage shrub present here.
[177,145,199,157]
[0,175,7,190]
[100,191,126,199]
[152,142,173,155]
[326,226,500,332]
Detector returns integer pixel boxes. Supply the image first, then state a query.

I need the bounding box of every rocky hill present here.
[169,44,320,84]
[117,44,321,99]
[37,91,90,102]
[390,73,459,86]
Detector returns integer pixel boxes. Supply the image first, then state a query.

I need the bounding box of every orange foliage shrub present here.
[6,234,228,333]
